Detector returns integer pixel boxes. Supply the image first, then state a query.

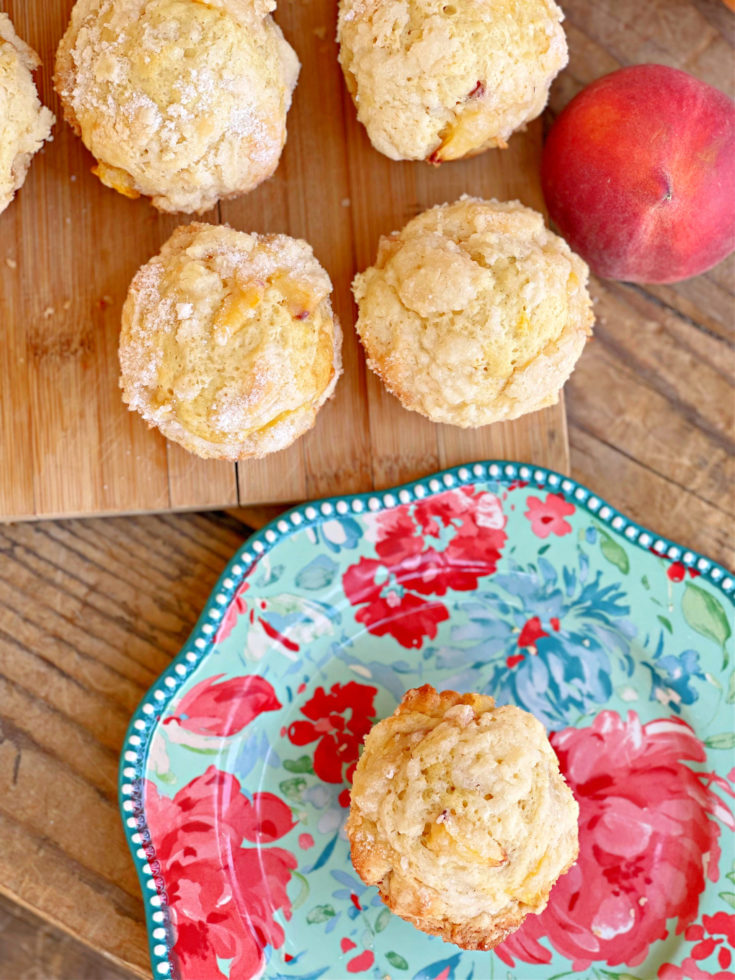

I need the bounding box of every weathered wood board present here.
[0,0,568,522]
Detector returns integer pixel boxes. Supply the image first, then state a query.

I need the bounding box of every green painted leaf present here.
[727,671,735,704]
[290,871,309,911]
[599,971,644,980]
[283,755,314,774]
[656,615,673,634]
[180,744,221,756]
[719,891,735,909]
[705,672,723,691]
[306,904,335,924]
[705,732,735,750]
[642,575,650,590]
[386,952,409,970]
[279,776,306,801]
[375,907,391,932]
[599,532,629,575]
[157,770,177,785]
[682,583,732,667]
[725,870,735,886]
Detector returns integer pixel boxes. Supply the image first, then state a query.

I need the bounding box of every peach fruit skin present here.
[541,64,735,284]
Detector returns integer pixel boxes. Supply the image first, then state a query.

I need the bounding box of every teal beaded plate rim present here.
[118,460,734,980]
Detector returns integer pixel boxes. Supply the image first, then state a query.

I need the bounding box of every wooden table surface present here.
[0,0,733,977]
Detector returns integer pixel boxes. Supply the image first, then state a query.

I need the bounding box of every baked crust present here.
[0,14,54,214]
[54,0,299,213]
[347,684,579,950]
[119,222,342,459]
[352,196,594,427]
[338,0,567,162]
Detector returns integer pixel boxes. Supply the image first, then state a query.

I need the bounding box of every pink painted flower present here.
[658,913,735,979]
[524,492,575,538]
[216,582,250,642]
[145,766,297,980]
[496,711,734,972]
[165,674,281,737]
[347,950,375,972]
[344,488,506,649]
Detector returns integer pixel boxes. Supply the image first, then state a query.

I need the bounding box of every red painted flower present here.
[517,616,549,652]
[145,766,297,980]
[497,711,734,971]
[165,674,281,737]
[507,616,552,668]
[344,488,506,649]
[287,681,377,803]
[659,912,735,978]
[342,558,451,649]
[524,492,575,538]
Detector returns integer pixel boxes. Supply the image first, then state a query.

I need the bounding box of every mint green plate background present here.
[119,462,734,980]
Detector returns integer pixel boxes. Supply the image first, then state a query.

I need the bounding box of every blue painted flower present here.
[434,553,636,728]
[309,518,363,554]
[644,634,705,713]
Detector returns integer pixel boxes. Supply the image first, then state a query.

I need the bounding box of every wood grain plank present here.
[437,402,570,474]
[0,200,36,518]
[166,444,238,511]
[561,0,722,79]
[0,814,149,979]
[567,280,734,515]
[0,511,250,976]
[570,426,734,568]
[0,890,139,980]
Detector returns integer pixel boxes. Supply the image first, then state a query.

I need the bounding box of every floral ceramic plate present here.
[120,462,735,980]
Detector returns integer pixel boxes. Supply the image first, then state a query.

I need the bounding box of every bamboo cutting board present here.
[0,0,569,522]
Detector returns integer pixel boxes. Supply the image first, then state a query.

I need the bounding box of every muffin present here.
[346,686,579,949]
[337,0,567,162]
[0,14,54,215]
[352,196,594,427]
[55,0,299,213]
[119,223,342,459]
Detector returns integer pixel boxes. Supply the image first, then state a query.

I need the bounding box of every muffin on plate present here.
[352,196,594,427]
[119,222,342,459]
[0,14,54,215]
[346,685,579,949]
[337,0,567,162]
[55,0,299,213]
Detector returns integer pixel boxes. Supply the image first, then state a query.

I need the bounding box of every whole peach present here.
[541,65,735,283]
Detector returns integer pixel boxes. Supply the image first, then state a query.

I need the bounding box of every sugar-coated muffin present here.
[352,196,594,427]
[337,0,567,162]
[0,14,54,215]
[119,223,342,459]
[55,0,299,213]
[346,686,579,950]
